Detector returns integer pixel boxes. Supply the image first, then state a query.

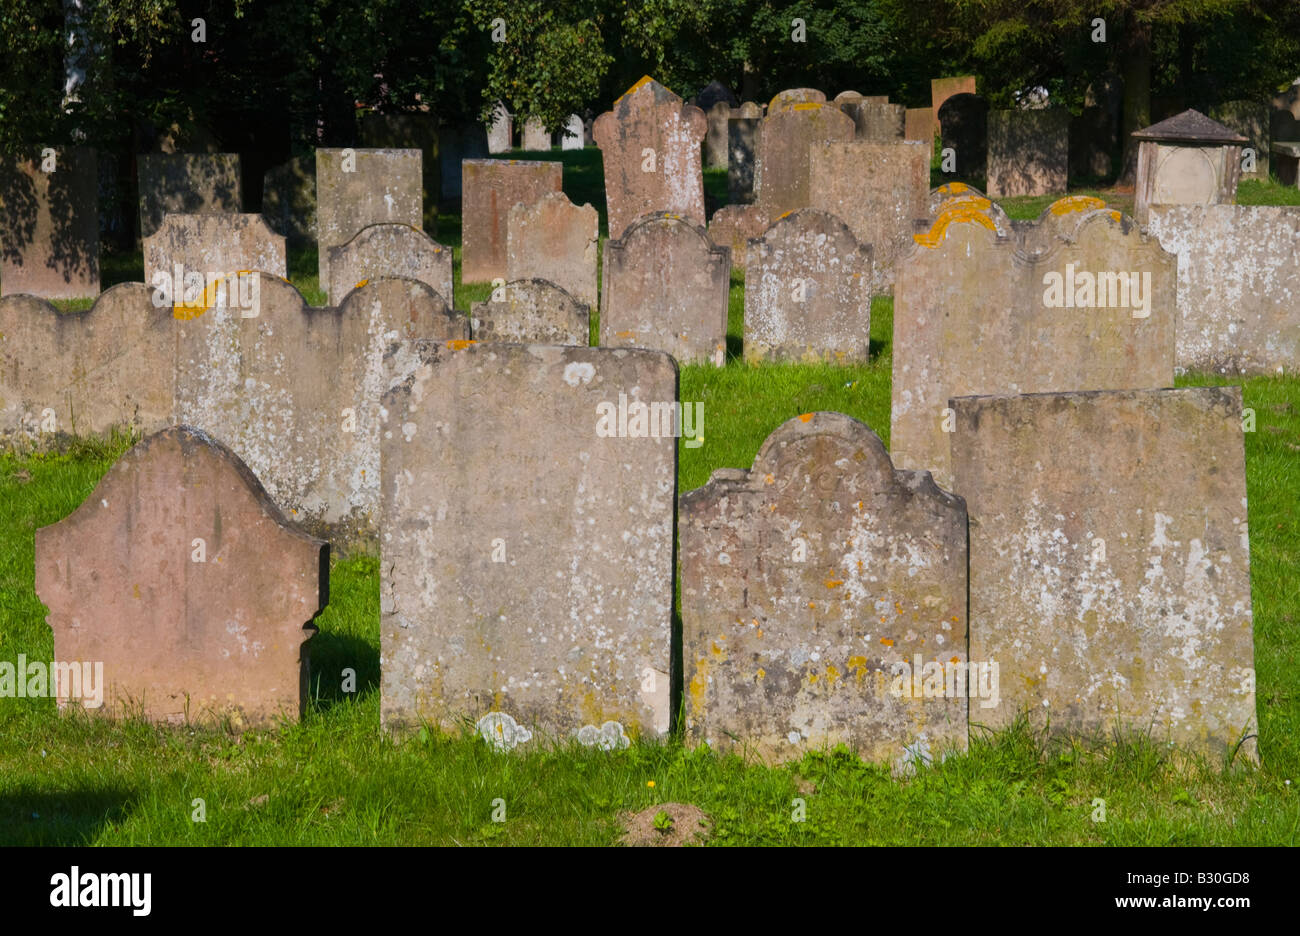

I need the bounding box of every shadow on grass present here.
[0,788,135,845]
[307,631,380,709]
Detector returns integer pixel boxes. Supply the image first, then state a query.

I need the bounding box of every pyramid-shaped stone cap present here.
[1132,108,1248,144]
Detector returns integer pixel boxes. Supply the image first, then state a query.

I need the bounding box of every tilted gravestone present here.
[681,412,969,769]
[34,426,327,726]
[0,146,99,299]
[594,76,708,239]
[380,342,677,742]
[1146,204,1300,375]
[143,214,287,303]
[937,93,989,179]
[951,387,1257,762]
[754,103,855,216]
[327,222,453,307]
[262,156,316,248]
[137,153,241,240]
[601,212,730,366]
[987,109,1070,197]
[743,209,873,363]
[809,141,929,293]
[315,148,422,297]
[505,191,598,309]
[0,284,173,450]
[471,278,589,345]
[893,203,1175,491]
[171,276,468,548]
[460,158,562,283]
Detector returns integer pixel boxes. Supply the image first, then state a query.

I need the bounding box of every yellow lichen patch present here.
[756,629,763,638]
[825,664,840,684]
[1109,210,1122,222]
[808,672,819,683]
[913,206,997,248]
[880,637,894,647]
[808,601,816,609]
[824,575,844,589]
[941,195,992,214]
[950,656,960,664]
[940,182,969,194]
[764,473,775,484]
[354,279,370,290]
[799,413,814,422]
[793,102,823,111]
[446,339,476,350]
[847,655,868,676]
[756,668,766,680]
[616,330,637,339]
[1049,195,1105,216]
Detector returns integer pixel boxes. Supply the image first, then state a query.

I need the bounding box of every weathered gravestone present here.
[986,109,1070,197]
[1211,100,1270,181]
[708,203,770,261]
[743,209,872,363]
[0,285,172,450]
[561,114,585,150]
[754,103,855,216]
[926,183,1013,238]
[261,156,316,248]
[380,342,677,741]
[172,276,467,547]
[505,191,598,309]
[937,94,989,179]
[0,147,99,299]
[809,141,929,293]
[594,76,708,239]
[768,89,826,113]
[522,117,551,151]
[461,158,562,283]
[1271,81,1300,147]
[488,103,513,154]
[681,412,969,768]
[436,122,490,201]
[137,153,241,239]
[705,101,732,168]
[951,387,1256,761]
[1132,109,1246,224]
[905,107,935,163]
[1146,204,1300,375]
[34,426,327,726]
[727,108,762,204]
[893,204,1175,491]
[1014,195,1109,257]
[930,76,976,134]
[327,223,453,307]
[143,214,287,301]
[471,278,589,344]
[315,148,422,297]
[601,212,730,366]
[359,113,441,232]
[848,101,906,143]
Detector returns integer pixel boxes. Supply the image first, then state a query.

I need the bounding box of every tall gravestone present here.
[893,202,1176,490]
[315,148,422,298]
[359,113,440,232]
[938,94,989,180]
[34,426,327,726]
[727,104,763,205]
[705,101,732,168]
[137,153,242,240]
[951,388,1257,762]
[743,209,872,363]
[601,212,730,366]
[436,122,490,202]
[505,191,598,309]
[380,342,677,742]
[930,76,976,134]
[593,76,708,239]
[0,147,100,299]
[487,103,513,154]
[461,158,563,283]
[561,114,585,150]
[987,109,1070,197]
[522,117,551,151]
[754,103,855,216]
[261,156,316,248]
[905,107,935,163]
[326,223,453,307]
[470,278,589,345]
[681,412,969,768]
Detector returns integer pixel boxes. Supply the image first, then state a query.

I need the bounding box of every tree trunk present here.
[1119,10,1151,185]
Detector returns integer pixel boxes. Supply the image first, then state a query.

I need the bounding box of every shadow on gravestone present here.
[0,147,101,299]
[986,109,1070,198]
[262,156,316,248]
[137,153,242,240]
[359,113,441,232]
[937,93,989,182]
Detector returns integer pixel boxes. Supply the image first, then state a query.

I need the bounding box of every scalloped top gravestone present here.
[326,223,453,306]
[470,278,590,344]
[143,214,287,302]
[34,426,327,726]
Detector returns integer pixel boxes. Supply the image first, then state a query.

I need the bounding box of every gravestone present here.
[951,387,1256,762]
[1270,80,1300,146]
[849,101,906,143]
[561,114,585,150]
[905,107,935,162]
[0,284,172,450]
[380,342,677,741]
[926,183,1013,237]
[1070,106,1115,179]
[1146,204,1300,375]
[522,117,551,151]
[707,203,770,261]
[1211,100,1270,181]
[261,156,316,248]
[893,204,1175,490]
[143,214,287,302]
[987,109,1070,197]
[470,278,589,344]
[769,89,826,113]
[695,80,739,112]
[705,101,732,168]
[833,90,864,108]
[315,148,422,295]
[681,412,968,768]
[34,426,327,726]
[359,113,440,231]
[809,141,929,292]
[0,146,99,299]
[172,276,468,547]
[326,223,453,306]
[930,76,976,133]
[937,94,989,179]
[754,103,855,216]
[436,122,490,201]
[505,191,599,309]
[743,209,872,363]
[727,112,762,204]
[460,158,562,283]
[593,76,708,239]
[1132,109,1247,223]
[601,212,730,366]
[488,102,513,154]
[137,153,241,239]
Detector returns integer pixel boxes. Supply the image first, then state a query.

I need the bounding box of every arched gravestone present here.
[695,79,739,112]
[594,76,708,239]
[680,412,969,769]
[326,222,453,307]
[470,278,589,345]
[768,88,826,113]
[937,93,989,179]
[34,426,327,726]
[143,213,287,297]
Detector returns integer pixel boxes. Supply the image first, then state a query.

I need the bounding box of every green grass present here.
[2,147,1300,845]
